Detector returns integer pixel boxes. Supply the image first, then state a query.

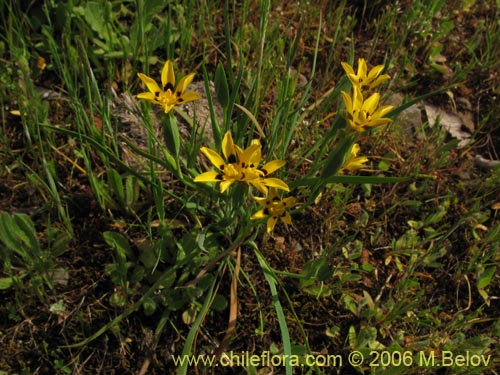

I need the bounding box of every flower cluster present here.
[194,132,289,195]
[193,132,295,233]
[251,188,296,233]
[136,57,392,234]
[137,60,201,114]
[341,58,393,133]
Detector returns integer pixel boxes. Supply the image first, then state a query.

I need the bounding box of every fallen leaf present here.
[424,104,471,148]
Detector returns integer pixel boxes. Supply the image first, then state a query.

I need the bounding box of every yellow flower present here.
[341,58,390,92]
[341,87,394,132]
[251,188,296,233]
[194,132,289,194]
[137,60,201,113]
[339,144,369,173]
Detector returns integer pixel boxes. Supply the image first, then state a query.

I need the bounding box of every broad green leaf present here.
[0,277,13,290]
[2,213,39,254]
[478,266,496,289]
[142,297,157,316]
[0,212,20,250]
[103,231,133,261]
[83,2,118,45]
[211,294,228,312]
[124,175,139,208]
[50,231,73,257]
[299,258,333,287]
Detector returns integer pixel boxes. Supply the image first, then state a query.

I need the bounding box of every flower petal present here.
[137,73,162,96]
[341,61,355,76]
[357,58,367,78]
[180,91,202,103]
[350,123,366,132]
[220,180,234,193]
[163,103,176,113]
[362,92,381,113]
[253,196,269,206]
[222,132,237,163]
[176,73,196,95]
[341,91,353,113]
[251,209,268,220]
[364,118,392,128]
[266,216,278,233]
[341,156,369,173]
[261,160,286,175]
[367,64,385,80]
[282,196,296,207]
[261,177,289,192]
[372,104,394,119]
[137,92,158,102]
[200,147,226,169]
[239,144,261,167]
[161,60,175,90]
[370,74,391,89]
[280,211,293,225]
[250,179,269,195]
[193,171,222,182]
[351,143,361,156]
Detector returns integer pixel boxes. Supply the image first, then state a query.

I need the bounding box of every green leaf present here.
[13,214,39,252]
[103,231,133,261]
[255,249,293,375]
[478,288,490,304]
[107,169,124,203]
[88,171,116,210]
[299,258,333,287]
[50,231,73,257]
[211,294,228,312]
[124,175,140,209]
[0,213,39,255]
[82,2,118,45]
[477,266,496,289]
[378,159,390,171]
[348,325,357,349]
[162,115,181,172]
[303,284,332,297]
[214,62,229,107]
[0,277,13,290]
[0,212,20,250]
[138,243,158,270]
[142,296,157,316]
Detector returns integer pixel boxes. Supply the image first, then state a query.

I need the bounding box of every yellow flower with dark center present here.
[341,58,390,92]
[339,144,369,173]
[194,132,289,194]
[341,87,394,132]
[137,60,201,113]
[251,188,296,233]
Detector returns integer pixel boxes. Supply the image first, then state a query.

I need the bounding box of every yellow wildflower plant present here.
[194,132,289,194]
[341,58,390,92]
[339,144,369,174]
[251,188,296,233]
[341,87,394,132]
[137,60,201,113]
